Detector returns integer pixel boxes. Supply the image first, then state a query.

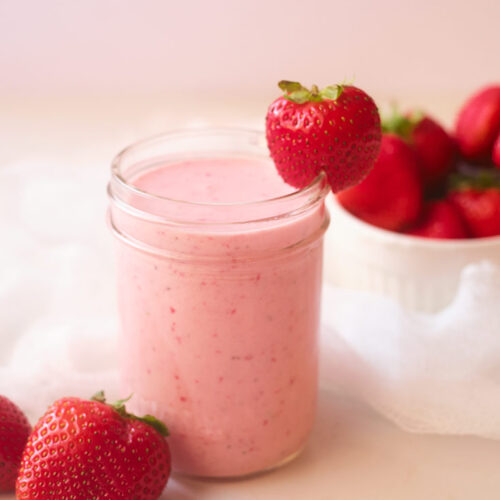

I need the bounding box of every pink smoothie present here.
[112,155,328,477]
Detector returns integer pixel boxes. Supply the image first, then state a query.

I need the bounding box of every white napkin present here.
[1,159,500,439]
[320,261,500,438]
[0,159,120,420]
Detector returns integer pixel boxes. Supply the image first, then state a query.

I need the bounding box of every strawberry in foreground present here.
[447,170,500,238]
[455,85,500,163]
[0,395,31,491]
[266,80,381,192]
[16,392,171,500]
[337,134,422,231]
[383,110,456,190]
[405,200,468,239]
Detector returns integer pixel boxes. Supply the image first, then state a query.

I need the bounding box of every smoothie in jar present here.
[108,130,329,477]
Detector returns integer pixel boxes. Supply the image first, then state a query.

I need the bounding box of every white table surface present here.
[2,94,497,499]
[2,390,500,499]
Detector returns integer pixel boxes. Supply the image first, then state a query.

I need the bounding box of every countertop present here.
[2,391,500,499]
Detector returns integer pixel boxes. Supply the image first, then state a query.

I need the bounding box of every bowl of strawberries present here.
[325,84,500,312]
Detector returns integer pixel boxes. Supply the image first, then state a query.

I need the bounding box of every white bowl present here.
[324,195,500,312]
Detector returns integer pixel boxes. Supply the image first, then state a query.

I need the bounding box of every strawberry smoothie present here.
[108,130,329,477]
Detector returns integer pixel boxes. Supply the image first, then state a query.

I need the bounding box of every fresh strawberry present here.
[16,392,171,500]
[266,81,381,192]
[493,133,500,169]
[447,170,500,238]
[337,134,422,231]
[0,395,31,492]
[405,200,468,239]
[455,85,500,162]
[383,110,456,190]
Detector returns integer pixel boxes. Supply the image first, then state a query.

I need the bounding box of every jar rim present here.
[110,127,329,210]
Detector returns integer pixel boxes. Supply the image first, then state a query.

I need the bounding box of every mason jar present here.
[108,129,330,477]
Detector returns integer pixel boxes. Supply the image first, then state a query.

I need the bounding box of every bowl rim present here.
[329,194,500,249]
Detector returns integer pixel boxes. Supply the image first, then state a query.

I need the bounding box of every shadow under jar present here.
[108,129,330,478]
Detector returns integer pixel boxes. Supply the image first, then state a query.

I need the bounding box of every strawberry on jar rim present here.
[0,395,31,492]
[266,80,382,193]
[16,392,171,500]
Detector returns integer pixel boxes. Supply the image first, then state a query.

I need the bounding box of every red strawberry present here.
[266,81,381,192]
[447,170,500,238]
[337,134,422,231]
[0,395,31,491]
[455,85,500,162]
[493,133,500,169]
[16,392,171,500]
[405,200,468,239]
[383,110,456,190]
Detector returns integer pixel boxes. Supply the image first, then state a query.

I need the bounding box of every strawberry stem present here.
[91,390,106,404]
[91,391,169,437]
[278,81,344,104]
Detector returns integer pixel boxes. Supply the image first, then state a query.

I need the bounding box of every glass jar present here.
[108,129,330,477]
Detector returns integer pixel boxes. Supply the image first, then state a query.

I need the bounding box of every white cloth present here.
[320,261,500,438]
[1,159,500,438]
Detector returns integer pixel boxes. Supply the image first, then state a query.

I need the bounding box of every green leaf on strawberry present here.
[319,84,344,101]
[91,390,169,437]
[448,168,500,191]
[278,80,304,93]
[382,107,423,139]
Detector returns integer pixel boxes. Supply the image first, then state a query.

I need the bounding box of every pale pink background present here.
[1,4,500,500]
[0,0,498,99]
